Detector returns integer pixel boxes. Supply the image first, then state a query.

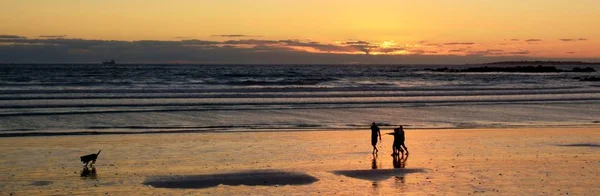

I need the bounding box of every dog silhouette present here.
[80,150,101,166]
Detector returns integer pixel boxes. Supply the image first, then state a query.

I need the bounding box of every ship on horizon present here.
[102,59,116,65]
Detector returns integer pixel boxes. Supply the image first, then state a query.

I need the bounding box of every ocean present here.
[1,64,600,136]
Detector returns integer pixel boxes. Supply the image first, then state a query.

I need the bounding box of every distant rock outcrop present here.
[483,61,600,66]
[425,65,596,73]
[573,76,600,81]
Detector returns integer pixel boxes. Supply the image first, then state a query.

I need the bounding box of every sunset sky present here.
[1,0,599,64]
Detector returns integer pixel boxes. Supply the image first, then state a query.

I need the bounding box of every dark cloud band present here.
[0,35,595,64]
[39,35,68,38]
[0,35,26,39]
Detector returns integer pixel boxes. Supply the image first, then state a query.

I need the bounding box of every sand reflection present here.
[143,170,318,189]
[556,143,600,148]
[333,154,421,182]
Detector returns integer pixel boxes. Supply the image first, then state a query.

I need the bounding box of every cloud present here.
[443,42,475,45]
[0,35,26,39]
[560,38,588,42]
[444,48,509,56]
[181,39,220,45]
[467,49,505,56]
[376,47,405,54]
[448,48,468,53]
[343,41,371,45]
[211,34,261,38]
[525,39,542,42]
[251,44,295,52]
[508,50,530,55]
[223,39,279,45]
[0,37,596,64]
[425,43,442,47]
[278,40,354,53]
[0,38,113,49]
[39,35,67,38]
[0,37,368,62]
[509,39,520,41]
[409,49,437,54]
[341,40,378,54]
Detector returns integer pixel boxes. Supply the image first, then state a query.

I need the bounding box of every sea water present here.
[1,64,599,136]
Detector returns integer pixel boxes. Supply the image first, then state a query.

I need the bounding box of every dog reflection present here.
[392,153,408,168]
[80,166,98,179]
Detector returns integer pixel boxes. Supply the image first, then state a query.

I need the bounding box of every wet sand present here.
[0,128,599,195]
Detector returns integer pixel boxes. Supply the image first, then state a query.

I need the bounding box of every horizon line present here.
[2,60,600,66]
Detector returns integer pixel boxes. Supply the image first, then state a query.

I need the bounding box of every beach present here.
[1,127,598,195]
[4,0,600,195]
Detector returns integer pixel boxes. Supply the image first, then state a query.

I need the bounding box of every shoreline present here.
[2,124,600,138]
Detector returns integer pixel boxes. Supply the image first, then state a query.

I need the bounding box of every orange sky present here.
[1,0,599,61]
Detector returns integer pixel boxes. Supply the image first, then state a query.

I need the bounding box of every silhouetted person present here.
[370,122,381,154]
[396,126,409,155]
[387,126,409,155]
[387,128,400,155]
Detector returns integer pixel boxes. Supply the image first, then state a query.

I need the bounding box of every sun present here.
[380,41,397,48]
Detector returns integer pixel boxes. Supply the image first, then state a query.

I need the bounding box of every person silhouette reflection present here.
[392,153,409,168]
[371,154,379,169]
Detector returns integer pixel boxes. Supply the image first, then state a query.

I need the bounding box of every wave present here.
[0,124,330,137]
[203,77,336,86]
[0,85,581,94]
[85,124,323,130]
[0,129,220,137]
[1,98,599,117]
[2,92,600,108]
[3,119,598,137]
[0,88,598,100]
